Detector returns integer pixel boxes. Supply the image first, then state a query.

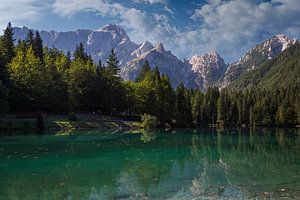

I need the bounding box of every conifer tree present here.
[73,42,87,60]
[175,83,191,127]
[33,31,44,63]
[0,22,15,87]
[25,30,34,47]
[105,49,123,115]
[136,60,151,82]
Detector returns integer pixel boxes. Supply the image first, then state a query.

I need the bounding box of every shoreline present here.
[0,117,142,132]
[0,117,299,133]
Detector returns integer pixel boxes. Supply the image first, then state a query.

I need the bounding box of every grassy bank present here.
[0,116,141,132]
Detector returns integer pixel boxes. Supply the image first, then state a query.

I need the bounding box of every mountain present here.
[122,43,197,87]
[219,34,297,88]
[229,43,300,90]
[12,24,298,90]
[12,24,229,89]
[13,24,139,66]
[122,45,228,89]
[190,51,227,90]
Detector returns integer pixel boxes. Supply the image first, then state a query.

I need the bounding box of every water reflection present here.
[0,128,299,199]
[140,129,157,143]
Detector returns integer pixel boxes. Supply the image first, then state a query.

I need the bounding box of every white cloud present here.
[52,0,177,50]
[164,6,174,14]
[2,0,300,62]
[132,0,166,4]
[0,0,50,29]
[52,0,300,62]
[188,0,300,61]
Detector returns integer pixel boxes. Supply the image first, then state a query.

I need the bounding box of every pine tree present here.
[33,31,44,63]
[217,90,227,126]
[25,30,34,47]
[73,42,87,60]
[105,49,123,116]
[192,91,204,126]
[0,22,15,87]
[105,48,120,78]
[136,60,151,82]
[175,83,191,127]
[66,50,71,67]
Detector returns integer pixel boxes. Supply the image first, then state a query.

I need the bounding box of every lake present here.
[0,128,299,199]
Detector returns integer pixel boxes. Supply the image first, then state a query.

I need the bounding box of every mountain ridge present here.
[218,34,298,88]
[12,24,298,90]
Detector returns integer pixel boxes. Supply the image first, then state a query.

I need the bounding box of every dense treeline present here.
[230,43,300,90]
[0,23,299,127]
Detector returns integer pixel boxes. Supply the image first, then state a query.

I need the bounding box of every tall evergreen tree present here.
[105,49,120,78]
[73,42,87,60]
[136,60,151,82]
[175,83,192,127]
[33,31,44,63]
[0,22,15,87]
[25,30,34,47]
[105,49,123,115]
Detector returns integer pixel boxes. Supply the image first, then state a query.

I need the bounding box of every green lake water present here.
[0,128,300,200]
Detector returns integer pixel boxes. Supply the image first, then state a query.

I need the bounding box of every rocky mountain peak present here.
[94,24,130,41]
[218,34,297,89]
[97,24,126,33]
[154,43,166,53]
[190,51,225,72]
[189,51,227,90]
[131,41,154,58]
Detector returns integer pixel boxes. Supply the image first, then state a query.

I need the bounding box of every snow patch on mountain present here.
[12,25,298,90]
[122,43,197,87]
[218,34,297,89]
[190,51,227,90]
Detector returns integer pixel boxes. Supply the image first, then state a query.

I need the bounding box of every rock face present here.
[218,34,297,88]
[190,51,227,90]
[12,24,228,89]
[122,43,197,88]
[13,24,139,66]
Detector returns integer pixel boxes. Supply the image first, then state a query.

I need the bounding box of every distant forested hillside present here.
[230,43,300,90]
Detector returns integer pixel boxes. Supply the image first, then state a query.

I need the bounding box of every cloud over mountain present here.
[1,0,300,63]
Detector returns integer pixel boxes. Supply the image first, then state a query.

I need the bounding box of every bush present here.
[141,114,158,129]
[68,113,78,121]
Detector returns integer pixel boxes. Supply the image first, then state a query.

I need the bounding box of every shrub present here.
[141,114,158,129]
[68,113,78,121]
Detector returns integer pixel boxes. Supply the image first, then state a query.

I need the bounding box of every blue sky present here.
[1,0,300,62]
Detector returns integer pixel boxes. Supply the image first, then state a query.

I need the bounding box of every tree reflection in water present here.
[0,128,299,199]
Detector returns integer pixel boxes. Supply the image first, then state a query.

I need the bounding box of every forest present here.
[0,23,299,128]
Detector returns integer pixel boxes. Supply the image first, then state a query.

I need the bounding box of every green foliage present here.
[32,31,44,63]
[136,60,151,82]
[175,83,192,127]
[25,30,34,47]
[103,48,124,115]
[0,22,15,87]
[9,46,48,111]
[73,42,88,61]
[230,43,300,90]
[1,26,299,128]
[141,114,158,129]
